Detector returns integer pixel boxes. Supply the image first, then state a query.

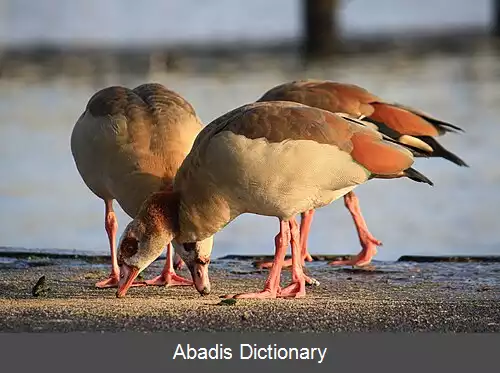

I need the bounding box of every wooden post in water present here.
[302,0,338,60]
[494,0,500,36]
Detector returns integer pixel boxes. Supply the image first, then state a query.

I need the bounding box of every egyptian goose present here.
[70,83,201,288]
[115,101,432,299]
[256,80,466,268]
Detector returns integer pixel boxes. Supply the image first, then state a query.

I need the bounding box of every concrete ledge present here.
[0,255,498,332]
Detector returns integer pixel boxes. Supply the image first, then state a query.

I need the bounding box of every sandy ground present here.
[0,254,499,332]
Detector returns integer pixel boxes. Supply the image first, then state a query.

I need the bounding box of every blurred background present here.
[0,0,499,261]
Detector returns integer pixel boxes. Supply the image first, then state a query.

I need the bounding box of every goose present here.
[115,101,433,299]
[255,80,466,268]
[70,83,201,288]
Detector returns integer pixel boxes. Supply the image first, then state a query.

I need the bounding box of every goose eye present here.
[120,236,139,258]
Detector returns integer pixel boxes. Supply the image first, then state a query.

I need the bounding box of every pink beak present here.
[188,259,211,296]
[116,264,140,298]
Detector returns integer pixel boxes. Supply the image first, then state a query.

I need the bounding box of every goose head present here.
[115,191,213,297]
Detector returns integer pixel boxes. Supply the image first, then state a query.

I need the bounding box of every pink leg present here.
[95,200,120,288]
[296,213,319,286]
[145,243,193,286]
[299,210,314,262]
[329,191,382,267]
[173,254,185,271]
[279,218,307,298]
[96,200,146,288]
[255,210,315,269]
[225,220,290,299]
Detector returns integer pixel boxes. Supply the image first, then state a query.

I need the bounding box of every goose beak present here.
[116,264,140,298]
[188,258,211,296]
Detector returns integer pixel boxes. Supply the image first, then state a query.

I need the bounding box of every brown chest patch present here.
[140,191,181,235]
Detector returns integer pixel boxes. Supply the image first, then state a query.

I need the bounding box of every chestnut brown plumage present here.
[256,80,465,268]
[115,101,432,299]
[71,83,202,288]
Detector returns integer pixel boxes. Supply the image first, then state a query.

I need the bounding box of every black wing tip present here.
[439,150,469,167]
[439,122,465,134]
[405,168,434,186]
[388,102,466,134]
[455,159,470,168]
[427,118,465,134]
[416,136,468,168]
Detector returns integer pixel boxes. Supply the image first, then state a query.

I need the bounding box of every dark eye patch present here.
[183,242,197,252]
[120,236,139,258]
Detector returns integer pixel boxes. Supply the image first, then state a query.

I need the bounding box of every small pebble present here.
[32,275,50,297]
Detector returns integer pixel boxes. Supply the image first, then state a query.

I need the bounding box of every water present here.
[0,0,493,48]
[1,46,500,260]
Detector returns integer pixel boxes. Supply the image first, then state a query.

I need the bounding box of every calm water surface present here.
[1,48,499,260]
[0,0,491,47]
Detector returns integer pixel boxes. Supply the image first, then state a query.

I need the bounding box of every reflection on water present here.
[1,46,500,260]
